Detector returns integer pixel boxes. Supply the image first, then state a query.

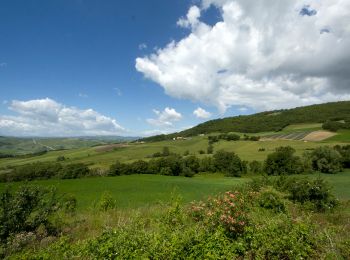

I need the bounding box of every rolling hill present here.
[141,101,350,142]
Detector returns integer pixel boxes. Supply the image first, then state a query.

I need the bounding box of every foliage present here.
[213,150,247,176]
[0,185,70,246]
[282,177,338,211]
[264,146,304,175]
[334,145,350,168]
[310,146,343,174]
[190,191,249,236]
[97,192,117,211]
[257,189,286,213]
[322,120,349,132]
[58,163,90,179]
[249,160,263,174]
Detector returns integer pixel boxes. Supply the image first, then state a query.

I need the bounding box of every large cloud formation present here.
[136,0,350,112]
[0,98,125,136]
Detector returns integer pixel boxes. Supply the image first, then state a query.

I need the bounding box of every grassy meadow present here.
[0,171,349,212]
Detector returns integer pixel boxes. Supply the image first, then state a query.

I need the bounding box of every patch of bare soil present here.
[302,130,337,141]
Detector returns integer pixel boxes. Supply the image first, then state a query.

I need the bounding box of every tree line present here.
[1,145,349,183]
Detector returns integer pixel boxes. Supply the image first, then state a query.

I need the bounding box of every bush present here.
[334,145,350,168]
[322,120,345,132]
[258,190,286,213]
[249,160,263,174]
[190,191,248,236]
[58,163,90,179]
[310,146,343,174]
[0,185,63,243]
[264,146,304,175]
[213,150,246,176]
[286,178,338,211]
[97,192,117,211]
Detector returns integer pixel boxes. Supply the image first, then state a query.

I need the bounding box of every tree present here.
[182,155,200,173]
[213,150,246,176]
[264,146,303,175]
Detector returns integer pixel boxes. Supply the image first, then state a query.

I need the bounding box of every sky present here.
[0,0,349,137]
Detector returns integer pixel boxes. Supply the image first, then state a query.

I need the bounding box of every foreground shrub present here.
[310,146,343,174]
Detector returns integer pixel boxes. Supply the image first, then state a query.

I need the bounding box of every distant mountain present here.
[141,101,350,142]
[0,136,139,155]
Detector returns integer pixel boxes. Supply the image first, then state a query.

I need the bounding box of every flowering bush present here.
[190,191,248,236]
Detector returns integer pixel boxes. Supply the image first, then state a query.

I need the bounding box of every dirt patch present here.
[95,143,129,152]
[302,131,337,141]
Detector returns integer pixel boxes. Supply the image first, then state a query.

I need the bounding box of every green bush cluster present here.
[263,145,348,176]
[0,162,91,182]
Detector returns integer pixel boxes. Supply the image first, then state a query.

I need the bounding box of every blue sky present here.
[0,0,349,137]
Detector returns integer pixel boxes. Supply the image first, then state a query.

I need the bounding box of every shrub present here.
[198,150,205,154]
[334,145,350,168]
[258,190,286,213]
[310,146,343,174]
[190,191,248,237]
[108,160,128,176]
[322,120,345,132]
[0,185,62,243]
[249,160,263,174]
[97,192,117,211]
[181,167,195,177]
[58,163,90,179]
[286,178,338,211]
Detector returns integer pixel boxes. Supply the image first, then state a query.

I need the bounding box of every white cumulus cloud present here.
[0,98,125,136]
[136,0,350,112]
[146,107,182,127]
[193,107,212,119]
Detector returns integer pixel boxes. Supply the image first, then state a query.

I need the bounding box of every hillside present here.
[0,136,138,156]
[141,101,350,142]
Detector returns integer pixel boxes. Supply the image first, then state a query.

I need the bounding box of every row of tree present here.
[2,145,348,183]
[109,150,247,177]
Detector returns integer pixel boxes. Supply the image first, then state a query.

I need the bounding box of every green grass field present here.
[0,174,248,211]
[1,171,349,212]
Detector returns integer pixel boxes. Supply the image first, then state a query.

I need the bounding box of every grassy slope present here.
[1,132,349,169]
